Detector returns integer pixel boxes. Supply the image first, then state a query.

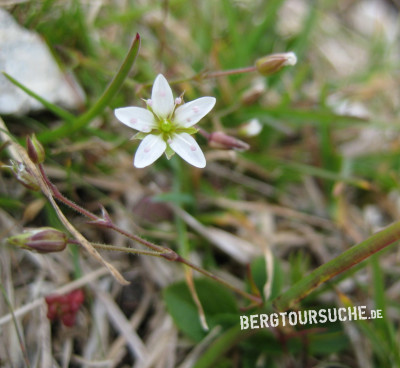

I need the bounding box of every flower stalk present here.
[170,51,297,83]
[36,162,262,305]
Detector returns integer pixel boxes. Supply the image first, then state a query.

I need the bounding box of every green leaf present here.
[163,278,238,342]
[289,251,311,287]
[0,197,23,210]
[192,325,244,368]
[249,255,283,301]
[309,330,349,354]
[152,192,194,205]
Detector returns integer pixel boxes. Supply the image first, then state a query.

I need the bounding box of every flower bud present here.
[208,131,250,151]
[255,52,297,76]
[8,160,40,191]
[26,134,45,164]
[7,227,68,253]
[238,119,263,137]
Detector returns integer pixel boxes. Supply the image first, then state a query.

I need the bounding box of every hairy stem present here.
[38,165,261,304]
[163,66,258,88]
[201,66,257,79]
[39,164,166,254]
[68,239,163,257]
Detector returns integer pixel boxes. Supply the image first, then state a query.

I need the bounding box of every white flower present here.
[115,74,216,168]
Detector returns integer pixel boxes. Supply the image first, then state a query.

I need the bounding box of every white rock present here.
[0,9,84,115]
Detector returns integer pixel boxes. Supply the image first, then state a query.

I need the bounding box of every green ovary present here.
[160,119,173,133]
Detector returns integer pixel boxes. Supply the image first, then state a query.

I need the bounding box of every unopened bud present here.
[255,52,297,76]
[7,227,68,253]
[26,134,45,164]
[209,131,250,151]
[8,160,40,191]
[238,119,263,137]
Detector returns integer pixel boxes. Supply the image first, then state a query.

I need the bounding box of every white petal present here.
[283,52,297,66]
[169,133,206,168]
[115,107,156,132]
[151,74,174,118]
[174,97,216,128]
[134,134,167,168]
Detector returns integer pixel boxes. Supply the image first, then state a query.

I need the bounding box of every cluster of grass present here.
[1,0,400,367]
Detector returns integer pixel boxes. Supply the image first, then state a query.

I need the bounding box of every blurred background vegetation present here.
[1,0,400,367]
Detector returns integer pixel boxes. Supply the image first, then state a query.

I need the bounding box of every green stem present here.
[171,158,189,257]
[39,33,141,144]
[272,220,400,311]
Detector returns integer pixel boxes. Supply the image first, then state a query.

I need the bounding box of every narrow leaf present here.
[39,33,141,143]
[2,72,75,122]
[272,221,400,311]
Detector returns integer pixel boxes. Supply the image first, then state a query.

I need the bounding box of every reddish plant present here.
[45,289,85,327]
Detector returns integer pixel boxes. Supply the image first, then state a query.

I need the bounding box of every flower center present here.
[160,119,173,133]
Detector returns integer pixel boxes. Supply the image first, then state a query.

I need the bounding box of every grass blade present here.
[2,72,75,122]
[272,220,400,311]
[38,33,141,143]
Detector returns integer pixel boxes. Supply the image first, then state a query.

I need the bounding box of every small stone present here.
[0,9,84,115]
